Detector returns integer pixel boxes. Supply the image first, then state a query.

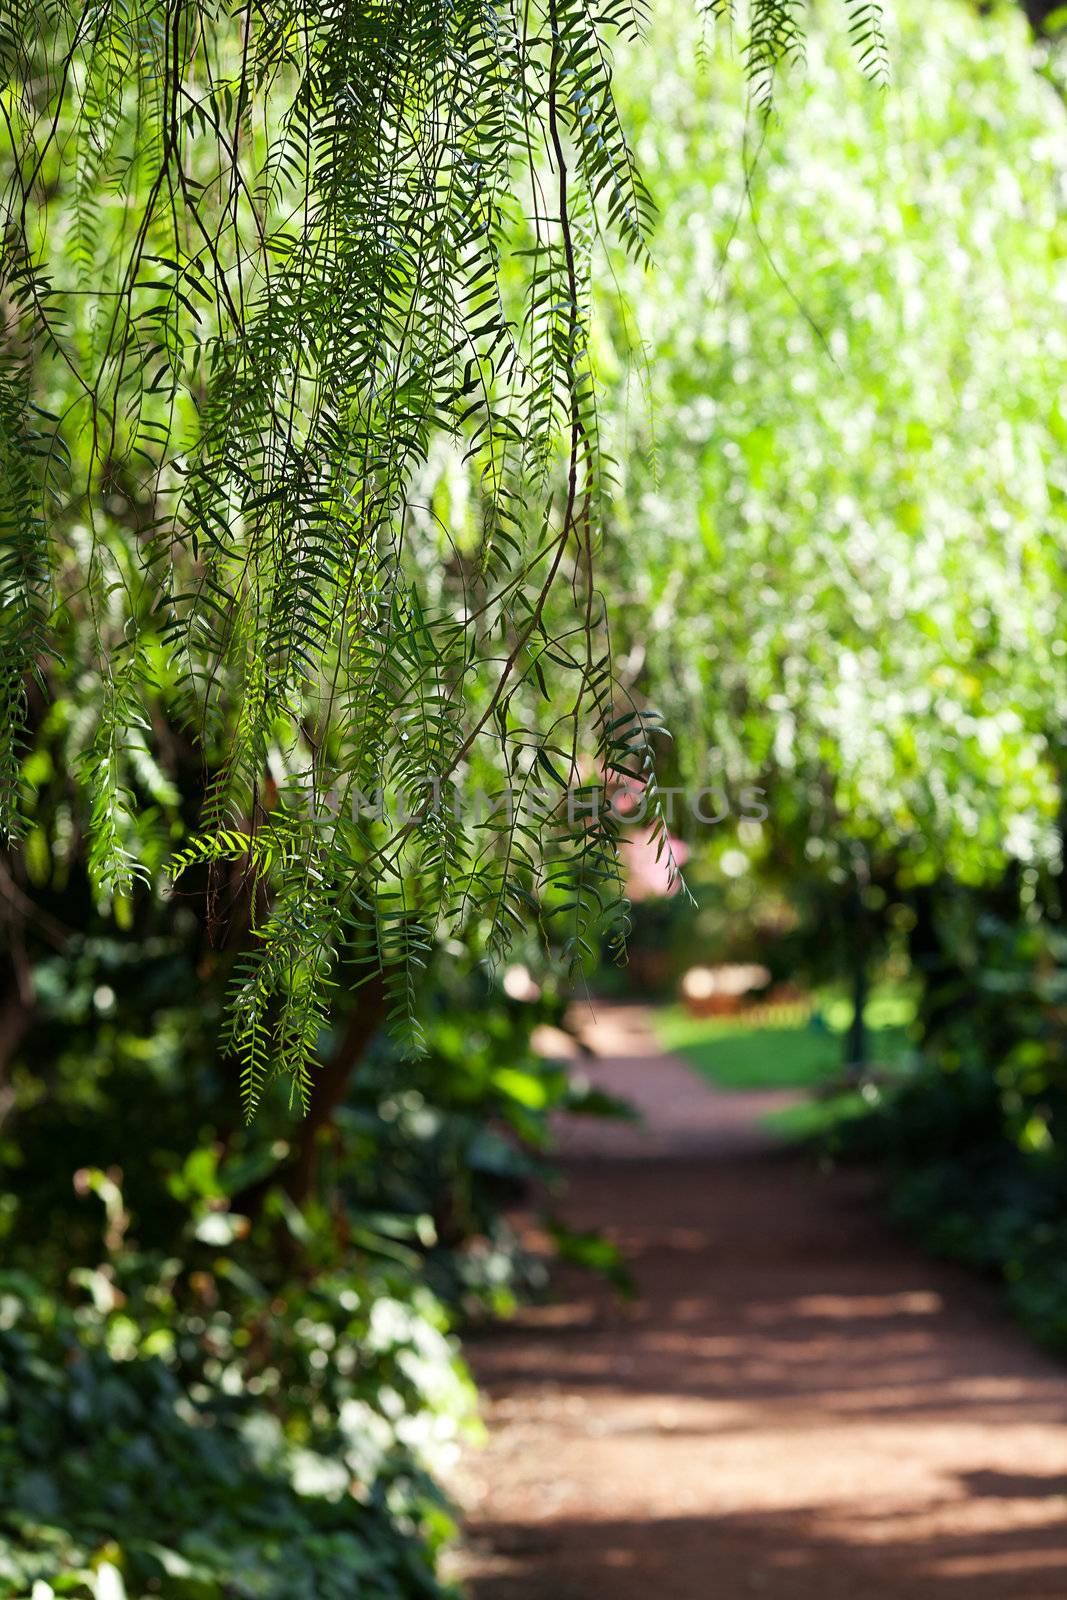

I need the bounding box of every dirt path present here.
[451,1003,1067,1599]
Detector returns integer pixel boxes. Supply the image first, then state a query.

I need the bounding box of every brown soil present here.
[450,1004,1067,1599]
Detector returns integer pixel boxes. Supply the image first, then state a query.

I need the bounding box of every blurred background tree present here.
[580,0,1066,1052]
[574,0,1067,1356]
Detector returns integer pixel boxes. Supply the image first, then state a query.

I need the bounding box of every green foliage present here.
[0,0,884,1103]
[10,0,1067,1579]
[0,924,614,1594]
[810,886,1067,1350]
[596,0,1067,887]
[0,1280,450,1600]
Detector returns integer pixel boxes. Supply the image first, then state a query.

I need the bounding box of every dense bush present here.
[0,1276,450,1600]
[0,927,613,1596]
[823,887,1067,1350]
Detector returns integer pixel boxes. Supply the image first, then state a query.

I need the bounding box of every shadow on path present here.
[453,1004,1067,1599]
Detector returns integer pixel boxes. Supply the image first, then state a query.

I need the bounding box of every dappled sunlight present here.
[458,1502,1067,1600]
[459,1004,1067,1596]
[774,1291,944,1320]
[6,0,1067,1588]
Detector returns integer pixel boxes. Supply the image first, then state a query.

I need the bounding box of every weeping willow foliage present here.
[0,0,884,1111]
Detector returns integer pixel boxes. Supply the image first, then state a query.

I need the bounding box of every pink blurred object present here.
[601,771,689,902]
[622,824,690,901]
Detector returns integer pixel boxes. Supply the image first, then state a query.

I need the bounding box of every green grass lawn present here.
[652,991,915,1094]
[759,1089,873,1143]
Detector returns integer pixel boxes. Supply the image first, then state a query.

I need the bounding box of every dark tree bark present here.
[843,866,871,1079]
[231,970,389,1221]
[845,954,869,1078]
[283,971,388,1205]
[1019,0,1066,32]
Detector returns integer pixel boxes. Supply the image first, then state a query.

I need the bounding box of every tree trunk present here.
[232,971,389,1221]
[844,954,868,1080]
[284,972,388,1205]
[843,869,870,1080]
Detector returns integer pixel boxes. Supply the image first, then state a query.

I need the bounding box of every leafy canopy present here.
[594,0,1067,887]
[2,0,883,1109]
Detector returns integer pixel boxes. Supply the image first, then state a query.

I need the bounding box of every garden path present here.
[451,1002,1067,1599]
